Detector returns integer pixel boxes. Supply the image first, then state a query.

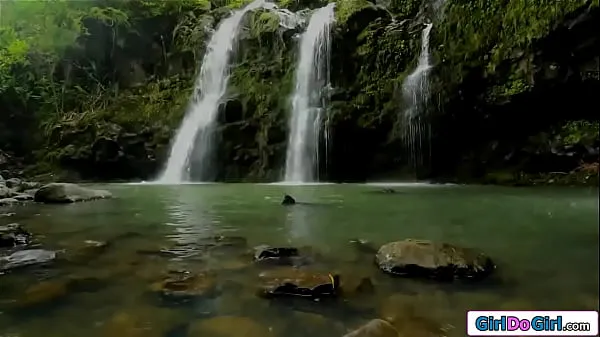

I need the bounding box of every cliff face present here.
[0,0,598,183]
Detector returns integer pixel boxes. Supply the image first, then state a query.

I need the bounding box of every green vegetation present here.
[0,0,597,183]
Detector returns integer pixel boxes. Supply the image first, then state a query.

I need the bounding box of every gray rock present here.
[375,239,495,281]
[0,249,56,271]
[13,194,33,201]
[0,185,11,198]
[34,183,112,204]
[5,178,21,189]
[0,198,19,206]
[17,181,41,192]
[0,174,4,182]
[23,188,39,196]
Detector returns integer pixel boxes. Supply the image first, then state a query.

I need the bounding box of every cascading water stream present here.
[157,0,267,184]
[401,22,433,171]
[283,3,335,183]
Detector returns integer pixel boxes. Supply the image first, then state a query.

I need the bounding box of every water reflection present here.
[162,185,218,259]
[282,186,320,246]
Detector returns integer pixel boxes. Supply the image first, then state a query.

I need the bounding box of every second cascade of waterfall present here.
[401,22,433,171]
[157,0,267,184]
[282,3,335,183]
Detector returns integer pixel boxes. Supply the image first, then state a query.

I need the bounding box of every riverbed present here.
[1,183,598,337]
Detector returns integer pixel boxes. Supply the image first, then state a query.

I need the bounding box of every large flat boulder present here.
[375,239,495,281]
[34,183,112,204]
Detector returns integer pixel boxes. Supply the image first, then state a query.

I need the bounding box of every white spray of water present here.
[283,3,335,183]
[401,23,433,170]
[158,0,268,184]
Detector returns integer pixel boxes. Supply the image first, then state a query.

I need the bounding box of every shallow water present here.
[0,183,598,336]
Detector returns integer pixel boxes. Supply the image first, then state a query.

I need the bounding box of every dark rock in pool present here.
[281,194,296,205]
[343,319,399,337]
[254,245,298,260]
[257,268,340,300]
[375,239,495,281]
[253,245,312,266]
[34,183,112,203]
[0,223,31,248]
[150,270,216,301]
[0,249,56,271]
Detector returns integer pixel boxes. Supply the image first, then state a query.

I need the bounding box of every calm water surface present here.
[0,183,598,337]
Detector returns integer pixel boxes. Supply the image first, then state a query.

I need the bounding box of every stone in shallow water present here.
[0,249,56,271]
[0,197,19,206]
[257,267,340,300]
[16,280,68,307]
[103,306,184,337]
[375,239,495,281]
[282,194,296,205]
[150,270,216,302]
[12,193,33,201]
[0,223,31,248]
[188,316,275,337]
[253,245,313,266]
[60,239,109,264]
[33,183,112,203]
[343,319,399,337]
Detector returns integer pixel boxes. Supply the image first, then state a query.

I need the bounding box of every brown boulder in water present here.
[375,239,495,281]
[257,267,340,300]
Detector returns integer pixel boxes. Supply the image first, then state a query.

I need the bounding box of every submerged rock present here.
[0,185,12,198]
[150,270,216,301]
[375,239,495,281]
[12,193,33,201]
[61,239,109,264]
[189,316,274,337]
[0,223,31,248]
[0,197,19,206]
[253,245,313,266]
[343,319,399,337]
[281,194,296,205]
[34,183,112,203]
[257,267,340,300]
[0,249,56,271]
[103,306,184,337]
[254,245,298,261]
[5,178,21,189]
[17,280,68,307]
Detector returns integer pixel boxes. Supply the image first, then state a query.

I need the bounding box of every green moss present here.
[333,0,371,24]
[250,10,281,37]
[559,121,599,147]
[434,0,594,103]
[225,0,254,9]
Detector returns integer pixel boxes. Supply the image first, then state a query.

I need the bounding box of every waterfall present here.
[283,3,335,183]
[401,23,433,172]
[157,0,267,184]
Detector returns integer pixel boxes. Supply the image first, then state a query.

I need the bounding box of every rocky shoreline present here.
[0,174,112,206]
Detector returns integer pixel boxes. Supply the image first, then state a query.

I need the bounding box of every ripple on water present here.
[0,184,597,337]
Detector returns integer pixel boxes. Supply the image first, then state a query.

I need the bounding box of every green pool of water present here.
[0,183,598,337]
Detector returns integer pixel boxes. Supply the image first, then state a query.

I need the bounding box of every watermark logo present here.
[467,311,598,336]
